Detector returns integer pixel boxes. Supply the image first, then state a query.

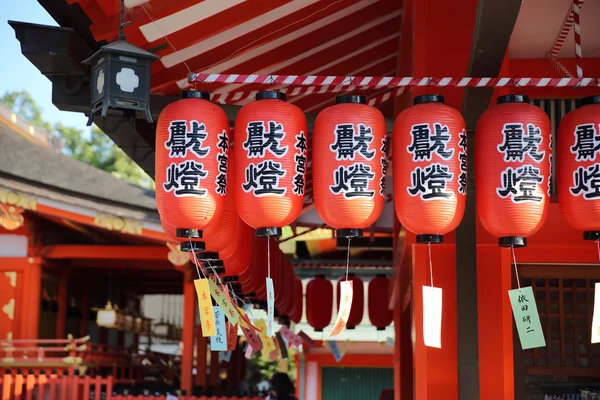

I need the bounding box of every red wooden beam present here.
[42,245,169,260]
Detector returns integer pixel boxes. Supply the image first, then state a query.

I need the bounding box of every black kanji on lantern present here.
[408,163,454,200]
[243,160,286,196]
[163,161,208,197]
[215,130,229,196]
[293,131,307,196]
[165,120,211,158]
[458,129,468,195]
[571,164,600,199]
[407,123,453,161]
[497,165,543,203]
[330,163,375,199]
[379,136,388,196]
[498,123,545,163]
[330,123,375,161]
[570,123,600,161]
[243,121,288,158]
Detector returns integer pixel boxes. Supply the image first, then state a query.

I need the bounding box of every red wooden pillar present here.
[209,350,219,390]
[24,258,42,339]
[196,324,208,387]
[181,274,195,395]
[412,244,458,399]
[477,246,514,399]
[80,289,88,337]
[55,273,67,339]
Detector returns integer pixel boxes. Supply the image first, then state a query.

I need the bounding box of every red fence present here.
[0,372,262,400]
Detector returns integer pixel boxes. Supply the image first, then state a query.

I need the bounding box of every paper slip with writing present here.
[330,280,354,337]
[279,326,303,348]
[508,286,546,349]
[244,345,253,359]
[591,282,600,343]
[208,279,240,326]
[327,341,343,363]
[423,286,442,348]
[255,319,277,354]
[266,277,275,337]
[219,351,232,362]
[210,306,227,351]
[226,323,238,351]
[275,332,288,359]
[194,279,216,337]
[298,331,318,349]
[242,325,263,352]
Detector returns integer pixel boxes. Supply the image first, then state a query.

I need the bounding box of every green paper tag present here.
[508,286,546,350]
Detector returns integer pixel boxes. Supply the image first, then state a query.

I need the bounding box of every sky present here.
[0,0,90,130]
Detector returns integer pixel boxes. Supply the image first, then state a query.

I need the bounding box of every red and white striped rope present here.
[545,53,573,78]
[190,73,600,88]
[367,87,406,106]
[573,0,583,78]
[550,0,585,57]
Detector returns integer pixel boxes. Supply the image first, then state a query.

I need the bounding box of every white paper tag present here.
[209,306,227,351]
[422,286,442,348]
[330,280,353,337]
[266,277,275,337]
[592,282,600,344]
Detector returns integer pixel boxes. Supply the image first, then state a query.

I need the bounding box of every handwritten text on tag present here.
[210,306,227,351]
[279,326,303,348]
[508,286,546,350]
[208,279,240,326]
[194,279,216,337]
[330,280,353,337]
[266,277,275,337]
[327,341,343,362]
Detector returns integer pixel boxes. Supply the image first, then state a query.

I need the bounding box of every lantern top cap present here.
[413,94,444,105]
[497,94,529,104]
[580,95,600,106]
[256,91,286,101]
[82,40,160,64]
[336,95,366,104]
[181,90,211,101]
[197,251,220,260]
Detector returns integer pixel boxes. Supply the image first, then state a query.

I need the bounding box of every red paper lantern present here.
[156,91,230,251]
[557,96,600,240]
[233,92,308,238]
[306,275,333,332]
[313,95,386,238]
[291,278,303,324]
[368,275,392,330]
[393,95,466,243]
[336,274,364,329]
[475,94,551,247]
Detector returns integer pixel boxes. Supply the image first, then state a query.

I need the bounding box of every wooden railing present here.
[0,371,261,400]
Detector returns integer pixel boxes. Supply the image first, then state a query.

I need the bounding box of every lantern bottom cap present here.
[314,328,324,332]
[376,327,386,331]
[197,251,220,260]
[498,236,527,248]
[180,240,205,253]
[416,234,444,244]
[176,228,202,239]
[256,227,282,238]
[222,275,239,283]
[337,228,363,238]
[583,231,600,240]
[346,326,356,330]
[244,292,256,298]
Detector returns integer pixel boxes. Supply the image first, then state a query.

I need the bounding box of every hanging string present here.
[188,238,204,279]
[596,239,600,264]
[427,242,434,288]
[118,0,126,41]
[268,237,271,279]
[345,238,351,281]
[160,294,165,322]
[511,245,522,290]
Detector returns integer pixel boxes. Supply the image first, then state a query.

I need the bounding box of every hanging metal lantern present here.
[82,1,159,126]
[557,96,600,239]
[93,301,126,329]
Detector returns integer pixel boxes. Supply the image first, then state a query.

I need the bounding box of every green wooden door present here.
[321,367,394,400]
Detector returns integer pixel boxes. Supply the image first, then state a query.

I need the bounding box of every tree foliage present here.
[1,91,154,189]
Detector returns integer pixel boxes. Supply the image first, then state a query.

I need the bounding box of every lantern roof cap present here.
[497,94,529,104]
[581,95,600,106]
[336,95,366,104]
[256,91,286,101]
[83,39,160,64]
[414,94,444,105]
[181,90,210,100]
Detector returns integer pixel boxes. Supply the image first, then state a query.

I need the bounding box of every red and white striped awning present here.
[71,0,402,114]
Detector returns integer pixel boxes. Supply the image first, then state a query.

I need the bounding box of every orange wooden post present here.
[56,273,68,339]
[412,244,458,399]
[181,274,195,395]
[477,245,514,399]
[26,259,42,339]
[195,324,208,387]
